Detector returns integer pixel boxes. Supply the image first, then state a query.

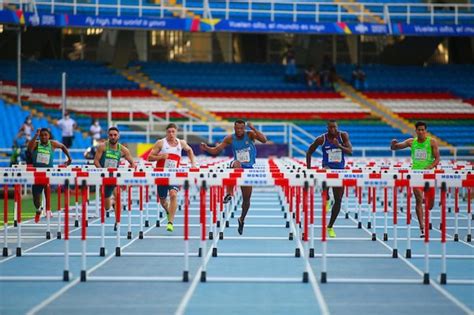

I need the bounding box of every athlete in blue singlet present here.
[306,120,353,238]
[200,120,267,235]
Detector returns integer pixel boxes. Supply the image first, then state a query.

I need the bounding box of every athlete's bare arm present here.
[93,143,106,168]
[147,140,168,162]
[200,135,232,155]
[180,140,197,168]
[51,140,72,166]
[427,138,440,169]
[247,122,267,143]
[390,138,413,151]
[306,135,324,169]
[121,145,135,168]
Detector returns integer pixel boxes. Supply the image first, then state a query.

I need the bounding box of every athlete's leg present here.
[328,186,343,228]
[413,188,424,232]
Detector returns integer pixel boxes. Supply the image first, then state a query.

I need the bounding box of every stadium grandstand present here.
[0,0,473,314]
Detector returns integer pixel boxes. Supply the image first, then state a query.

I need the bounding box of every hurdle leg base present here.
[440,273,447,285]
[14,220,17,227]
[139,231,144,239]
[354,213,358,219]
[200,271,206,282]
[367,222,372,229]
[80,270,86,282]
[285,221,289,228]
[16,247,21,257]
[345,212,349,219]
[86,220,88,227]
[283,213,287,219]
[159,213,163,218]
[74,220,79,227]
[212,248,217,257]
[295,248,300,257]
[303,272,309,283]
[309,248,315,258]
[454,234,459,242]
[281,205,285,212]
[302,233,305,240]
[406,249,412,258]
[209,232,213,240]
[225,221,229,228]
[127,231,132,239]
[371,233,376,241]
[100,247,105,257]
[467,234,472,242]
[392,249,398,258]
[198,248,202,257]
[2,247,8,257]
[63,270,69,281]
[321,272,327,283]
[156,221,160,227]
[115,247,121,256]
[216,221,220,228]
[106,211,110,218]
[357,222,362,229]
[429,223,432,230]
[230,212,234,218]
[292,213,295,219]
[46,231,51,240]
[219,232,224,240]
[182,271,189,282]
[145,220,149,227]
[57,232,62,239]
[289,233,294,241]
[383,233,388,241]
[222,212,226,219]
[423,273,430,284]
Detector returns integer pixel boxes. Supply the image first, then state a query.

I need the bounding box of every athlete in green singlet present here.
[390,121,440,237]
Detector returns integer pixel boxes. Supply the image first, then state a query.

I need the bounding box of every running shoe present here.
[237,218,244,235]
[327,227,336,238]
[34,210,41,223]
[223,194,232,204]
[166,222,174,232]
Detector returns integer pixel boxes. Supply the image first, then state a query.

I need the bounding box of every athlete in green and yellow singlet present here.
[390,121,440,237]
[94,127,135,217]
[28,128,72,223]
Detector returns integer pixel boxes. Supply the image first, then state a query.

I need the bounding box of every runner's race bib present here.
[164,159,178,168]
[36,153,50,165]
[104,158,118,168]
[236,148,251,163]
[414,149,427,160]
[328,149,342,163]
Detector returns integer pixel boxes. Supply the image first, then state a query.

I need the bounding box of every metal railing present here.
[4,0,473,25]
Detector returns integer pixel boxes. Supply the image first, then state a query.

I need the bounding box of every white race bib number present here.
[414,149,427,160]
[328,149,342,163]
[236,148,250,163]
[36,153,50,165]
[104,159,118,168]
[164,159,178,168]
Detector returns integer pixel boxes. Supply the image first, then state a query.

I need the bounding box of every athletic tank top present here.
[32,141,54,168]
[156,138,182,168]
[232,132,256,168]
[411,137,433,170]
[99,142,122,168]
[322,132,345,169]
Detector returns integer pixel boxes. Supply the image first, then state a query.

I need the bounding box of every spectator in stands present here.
[56,111,77,148]
[16,116,34,141]
[284,44,297,82]
[305,120,353,238]
[305,65,320,90]
[320,55,336,90]
[390,121,440,238]
[200,120,267,235]
[28,128,72,223]
[15,116,35,163]
[94,127,135,226]
[351,65,367,90]
[147,123,197,232]
[89,118,102,146]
